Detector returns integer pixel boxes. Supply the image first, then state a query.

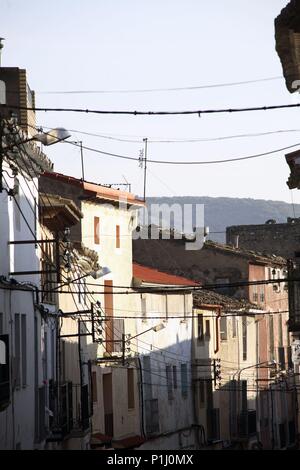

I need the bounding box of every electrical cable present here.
[37,76,283,94]
[4,101,300,117]
[64,138,300,166]
[32,124,300,144]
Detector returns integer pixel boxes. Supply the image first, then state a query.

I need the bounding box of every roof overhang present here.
[39,192,83,231]
[285,149,300,188]
[275,0,300,93]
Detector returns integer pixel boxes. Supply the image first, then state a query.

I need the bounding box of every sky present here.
[2,0,300,204]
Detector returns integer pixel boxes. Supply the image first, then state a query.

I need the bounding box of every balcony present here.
[47,381,82,442]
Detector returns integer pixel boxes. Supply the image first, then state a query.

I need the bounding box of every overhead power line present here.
[37,76,283,94]
[3,101,300,117]
[66,140,300,165]
[36,124,300,144]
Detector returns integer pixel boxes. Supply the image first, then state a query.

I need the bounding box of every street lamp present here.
[234,360,277,382]
[51,266,111,292]
[0,126,71,192]
[126,323,166,342]
[12,127,71,148]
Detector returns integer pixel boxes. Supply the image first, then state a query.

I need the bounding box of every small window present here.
[183,294,189,320]
[198,315,204,341]
[252,284,258,302]
[141,295,147,321]
[127,368,135,409]
[116,225,120,249]
[94,217,100,244]
[180,363,188,398]
[165,294,168,321]
[232,316,237,338]
[220,316,227,341]
[260,286,265,303]
[173,365,177,389]
[205,320,210,338]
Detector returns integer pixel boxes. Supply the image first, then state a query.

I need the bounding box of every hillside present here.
[143,196,300,243]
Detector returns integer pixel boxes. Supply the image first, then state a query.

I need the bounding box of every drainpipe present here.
[136,356,146,439]
[214,307,221,354]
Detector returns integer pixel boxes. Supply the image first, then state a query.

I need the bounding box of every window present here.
[127,369,135,409]
[113,318,124,353]
[205,320,210,338]
[14,314,21,388]
[252,284,258,302]
[180,363,188,398]
[94,216,100,244]
[141,294,147,321]
[220,316,227,341]
[232,316,237,338]
[242,317,247,361]
[166,365,173,401]
[165,294,168,321]
[116,225,120,248]
[92,371,97,403]
[183,294,189,321]
[199,380,205,407]
[198,315,204,341]
[278,347,285,370]
[260,286,265,303]
[173,365,177,389]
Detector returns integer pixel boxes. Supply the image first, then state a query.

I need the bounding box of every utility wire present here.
[37,76,283,94]
[64,139,300,165]
[3,101,300,117]
[37,125,300,144]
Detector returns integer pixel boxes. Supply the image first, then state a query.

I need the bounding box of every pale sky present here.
[2,0,299,204]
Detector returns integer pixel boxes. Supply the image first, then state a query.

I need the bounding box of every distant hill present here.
[143,196,300,243]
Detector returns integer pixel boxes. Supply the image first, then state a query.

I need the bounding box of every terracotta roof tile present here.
[133,263,200,286]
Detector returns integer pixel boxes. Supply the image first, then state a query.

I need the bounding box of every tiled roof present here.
[193,290,260,311]
[204,240,286,266]
[133,263,200,287]
[42,171,145,207]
